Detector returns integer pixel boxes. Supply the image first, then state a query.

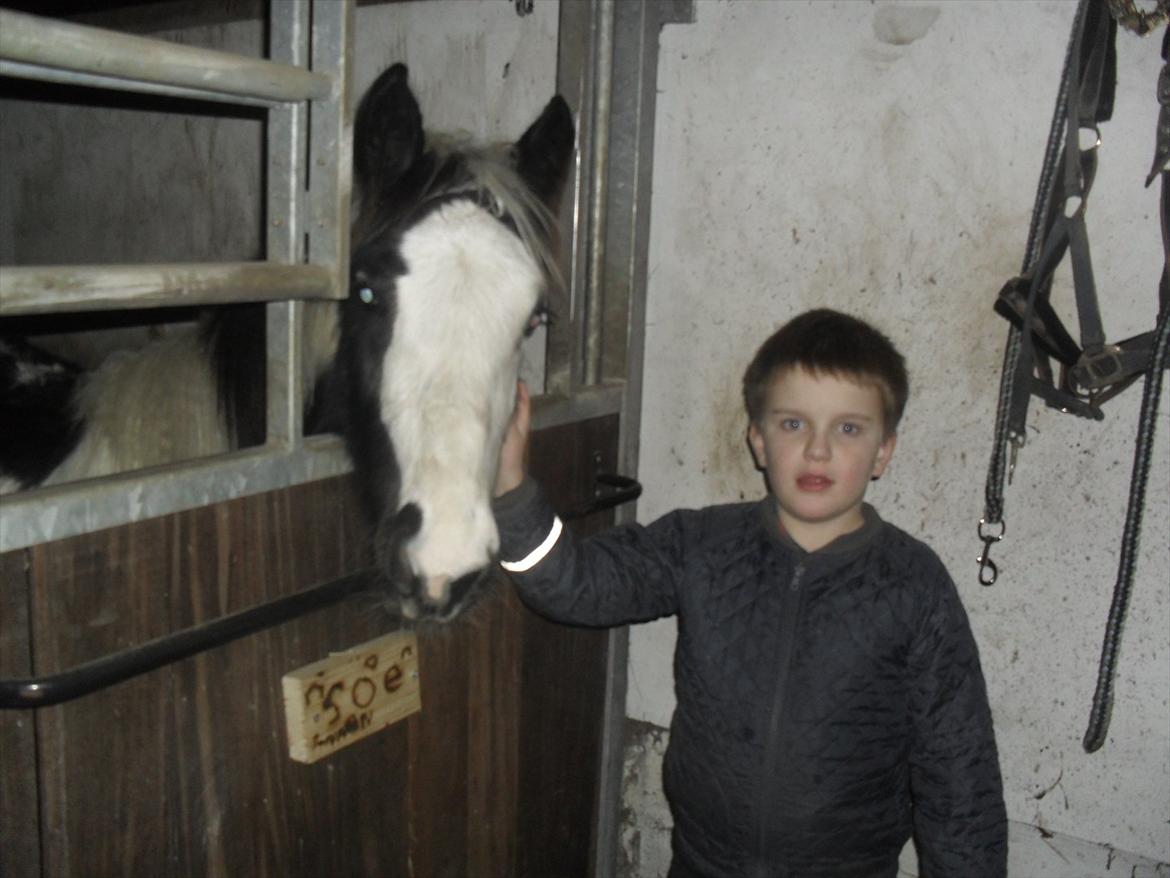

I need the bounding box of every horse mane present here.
[39,327,230,486]
[353,135,564,293]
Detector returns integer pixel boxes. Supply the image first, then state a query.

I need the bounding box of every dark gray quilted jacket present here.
[493,478,1007,878]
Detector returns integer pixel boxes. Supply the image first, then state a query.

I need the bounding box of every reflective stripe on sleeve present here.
[500,516,563,573]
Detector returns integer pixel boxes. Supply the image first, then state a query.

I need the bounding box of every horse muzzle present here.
[398,567,492,622]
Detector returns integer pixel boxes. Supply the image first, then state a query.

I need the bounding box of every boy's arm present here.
[492,382,682,626]
[907,567,1008,878]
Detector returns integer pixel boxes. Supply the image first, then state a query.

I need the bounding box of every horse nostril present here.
[400,596,421,621]
[395,572,415,598]
[411,569,490,622]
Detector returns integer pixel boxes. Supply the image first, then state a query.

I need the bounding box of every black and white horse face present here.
[339,64,573,621]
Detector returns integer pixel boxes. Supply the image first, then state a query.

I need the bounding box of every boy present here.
[492,309,1007,878]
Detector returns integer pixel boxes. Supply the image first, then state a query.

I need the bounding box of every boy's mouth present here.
[796,474,833,492]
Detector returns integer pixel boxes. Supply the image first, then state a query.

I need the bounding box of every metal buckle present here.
[977,518,1006,586]
[1072,344,1126,389]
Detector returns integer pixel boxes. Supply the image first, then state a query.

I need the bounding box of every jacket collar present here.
[756,497,883,560]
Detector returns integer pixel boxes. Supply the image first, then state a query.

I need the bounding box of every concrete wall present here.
[624,1,1169,876]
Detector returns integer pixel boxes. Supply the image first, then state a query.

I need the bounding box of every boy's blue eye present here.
[781,418,802,431]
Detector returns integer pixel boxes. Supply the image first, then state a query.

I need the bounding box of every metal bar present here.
[0,570,377,709]
[265,0,313,448]
[0,60,284,109]
[531,381,624,429]
[0,387,618,553]
[0,436,351,553]
[0,8,331,106]
[267,1,310,265]
[586,4,695,878]
[0,262,339,316]
[596,626,629,878]
[583,0,615,386]
[547,0,596,395]
[306,0,354,297]
[608,0,694,499]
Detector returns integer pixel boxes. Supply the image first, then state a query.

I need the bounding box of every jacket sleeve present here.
[907,560,1008,878]
[491,476,686,626]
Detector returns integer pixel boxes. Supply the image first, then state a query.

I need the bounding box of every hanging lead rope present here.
[1083,304,1170,751]
[979,0,1089,586]
[1082,28,1170,753]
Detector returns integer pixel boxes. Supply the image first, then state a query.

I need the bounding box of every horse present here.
[0,63,575,622]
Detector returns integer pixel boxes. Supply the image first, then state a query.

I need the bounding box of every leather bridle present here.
[979,0,1169,752]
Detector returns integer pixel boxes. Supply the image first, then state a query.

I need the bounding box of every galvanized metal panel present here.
[0,437,351,553]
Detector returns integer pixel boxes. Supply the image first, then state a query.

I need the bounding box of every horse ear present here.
[354,63,424,195]
[513,96,575,207]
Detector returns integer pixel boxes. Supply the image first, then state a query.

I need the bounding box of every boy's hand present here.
[494,380,531,497]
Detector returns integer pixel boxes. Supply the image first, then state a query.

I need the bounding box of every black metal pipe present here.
[0,569,376,709]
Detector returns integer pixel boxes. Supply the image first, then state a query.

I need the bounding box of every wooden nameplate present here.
[282,630,421,764]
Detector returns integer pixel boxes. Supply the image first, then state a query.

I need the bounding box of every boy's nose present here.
[804,431,830,461]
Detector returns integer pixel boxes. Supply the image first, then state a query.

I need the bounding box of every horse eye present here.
[524,304,551,337]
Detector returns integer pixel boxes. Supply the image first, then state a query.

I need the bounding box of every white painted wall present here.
[626,1,1169,875]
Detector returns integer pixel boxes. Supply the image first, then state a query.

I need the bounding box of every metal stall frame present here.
[0,3,694,874]
[0,1,354,552]
[551,3,695,876]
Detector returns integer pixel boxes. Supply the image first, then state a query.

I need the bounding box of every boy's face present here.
[748,367,896,551]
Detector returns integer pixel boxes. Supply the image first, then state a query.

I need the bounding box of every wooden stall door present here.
[0,414,618,878]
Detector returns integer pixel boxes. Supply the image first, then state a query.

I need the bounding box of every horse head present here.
[338,63,573,621]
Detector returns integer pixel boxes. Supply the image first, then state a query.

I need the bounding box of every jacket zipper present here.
[753,560,806,878]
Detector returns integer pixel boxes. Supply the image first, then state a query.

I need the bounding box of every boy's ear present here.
[747,422,767,471]
[871,432,897,479]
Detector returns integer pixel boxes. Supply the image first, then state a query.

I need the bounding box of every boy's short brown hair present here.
[742,308,909,435]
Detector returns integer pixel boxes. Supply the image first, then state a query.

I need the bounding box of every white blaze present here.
[380,200,543,602]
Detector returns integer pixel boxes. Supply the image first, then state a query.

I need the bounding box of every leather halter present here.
[980,0,1169,586]
[980,0,1170,754]
[991,0,1143,429]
